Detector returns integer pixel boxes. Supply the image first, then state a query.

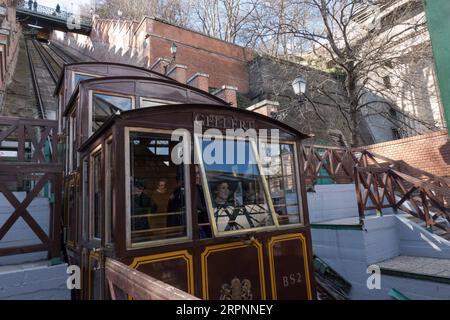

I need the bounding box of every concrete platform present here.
[0,260,70,300]
[378,255,450,281]
[313,217,361,225]
[0,260,48,273]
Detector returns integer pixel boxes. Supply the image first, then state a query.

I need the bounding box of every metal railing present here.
[17,1,93,26]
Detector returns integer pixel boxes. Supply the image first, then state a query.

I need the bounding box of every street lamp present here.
[170,42,177,60]
[271,75,306,121]
[291,75,307,96]
[291,75,307,113]
[163,42,178,74]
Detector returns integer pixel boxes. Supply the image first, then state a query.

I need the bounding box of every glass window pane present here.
[129,132,187,244]
[261,142,301,225]
[67,178,77,243]
[198,137,275,234]
[82,158,88,240]
[92,93,132,132]
[105,140,114,244]
[74,73,96,86]
[91,151,102,239]
[195,165,211,239]
[141,98,174,108]
[71,116,77,170]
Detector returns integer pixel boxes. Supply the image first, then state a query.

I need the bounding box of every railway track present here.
[31,39,60,83]
[24,37,81,120]
[47,41,79,64]
[25,38,50,119]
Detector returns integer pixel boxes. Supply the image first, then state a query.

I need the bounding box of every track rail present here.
[47,42,78,64]
[25,38,46,119]
[31,40,59,84]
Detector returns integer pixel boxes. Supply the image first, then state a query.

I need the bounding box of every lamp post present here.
[271,75,307,120]
[275,75,306,119]
[163,42,178,74]
[291,75,307,99]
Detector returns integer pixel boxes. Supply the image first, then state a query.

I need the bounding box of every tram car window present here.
[195,137,277,235]
[260,142,302,225]
[59,62,315,300]
[55,62,175,132]
[73,72,97,88]
[126,130,189,246]
[141,97,177,108]
[91,92,133,132]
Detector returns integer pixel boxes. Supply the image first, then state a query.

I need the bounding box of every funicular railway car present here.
[57,62,316,300]
[36,31,50,42]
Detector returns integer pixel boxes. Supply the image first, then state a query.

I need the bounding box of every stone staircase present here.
[308,184,450,300]
[404,214,450,241]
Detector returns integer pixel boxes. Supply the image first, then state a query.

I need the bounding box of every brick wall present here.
[0,0,21,110]
[51,17,252,93]
[364,130,450,177]
[148,18,252,92]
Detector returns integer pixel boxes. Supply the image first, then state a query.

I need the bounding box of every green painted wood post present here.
[424,0,450,135]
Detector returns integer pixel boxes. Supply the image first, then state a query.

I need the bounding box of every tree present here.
[248,0,440,146]
[95,0,191,27]
[192,0,258,44]
[241,0,312,57]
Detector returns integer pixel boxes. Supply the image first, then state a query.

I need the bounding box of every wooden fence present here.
[302,144,450,233]
[105,258,199,300]
[0,117,62,258]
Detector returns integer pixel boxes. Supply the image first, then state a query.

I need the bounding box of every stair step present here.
[378,256,450,285]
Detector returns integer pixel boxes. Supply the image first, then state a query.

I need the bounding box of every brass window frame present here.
[71,71,98,93]
[124,127,192,249]
[104,136,114,246]
[89,90,135,136]
[89,144,102,242]
[193,133,279,238]
[258,139,305,228]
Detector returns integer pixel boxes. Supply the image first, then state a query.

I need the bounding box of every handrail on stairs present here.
[105,258,199,300]
[302,145,450,233]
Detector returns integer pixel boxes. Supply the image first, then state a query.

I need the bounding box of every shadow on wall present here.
[396,214,450,259]
[53,30,150,68]
[439,139,450,169]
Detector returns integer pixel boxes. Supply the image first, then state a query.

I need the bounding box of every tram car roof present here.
[63,75,229,117]
[54,62,176,97]
[78,103,310,153]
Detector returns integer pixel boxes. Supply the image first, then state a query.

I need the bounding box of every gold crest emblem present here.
[220,277,253,300]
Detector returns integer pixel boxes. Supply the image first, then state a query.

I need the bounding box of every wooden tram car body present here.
[57,62,316,300]
[36,31,50,42]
